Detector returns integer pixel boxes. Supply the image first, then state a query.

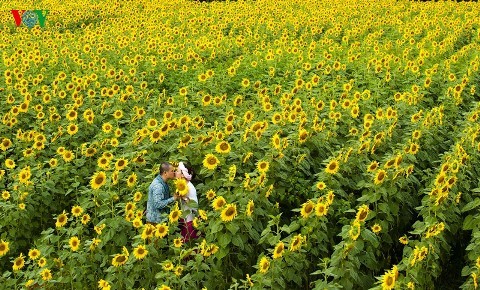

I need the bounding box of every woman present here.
[175,161,199,242]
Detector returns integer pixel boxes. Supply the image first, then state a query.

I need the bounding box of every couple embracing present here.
[146,161,199,242]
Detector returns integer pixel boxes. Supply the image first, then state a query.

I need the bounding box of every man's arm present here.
[151,182,174,211]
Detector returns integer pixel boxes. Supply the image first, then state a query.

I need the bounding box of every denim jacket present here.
[146,176,174,223]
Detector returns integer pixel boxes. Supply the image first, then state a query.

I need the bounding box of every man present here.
[146,162,179,224]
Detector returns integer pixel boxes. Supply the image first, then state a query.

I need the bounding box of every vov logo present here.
[11,10,49,28]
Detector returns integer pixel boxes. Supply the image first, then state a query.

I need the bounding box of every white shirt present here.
[181,181,198,222]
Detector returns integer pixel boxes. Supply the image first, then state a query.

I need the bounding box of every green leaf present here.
[231,234,244,249]
[361,229,379,248]
[462,198,480,212]
[226,222,239,235]
[218,232,231,248]
[463,215,478,230]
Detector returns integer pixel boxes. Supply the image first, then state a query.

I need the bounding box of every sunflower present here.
[97,157,110,170]
[69,236,80,251]
[111,254,128,267]
[221,203,237,222]
[289,234,303,252]
[273,241,285,259]
[399,235,409,245]
[23,148,35,158]
[173,238,183,248]
[155,223,169,238]
[141,224,155,240]
[257,160,270,173]
[90,171,107,190]
[71,205,83,217]
[13,253,25,271]
[212,196,226,210]
[179,87,188,96]
[258,256,270,274]
[174,265,184,277]
[115,158,128,171]
[41,268,52,281]
[381,271,396,290]
[203,153,220,170]
[0,240,10,256]
[384,158,395,169]
[5,159,15,169]
[55,211,68,228]
[316,181,326,190]
[133,191,142,202]
[67,123,78,135]
[271,134,282,150]
[325,159,340,175]
[126,173,137,188]
[374,169,387,185]
[2,191,10,200]
[409,143,420,155]
[446,176,457,188]
[132,218,143,228]
[163,260,174,271]
[81,214,90,225]
[371,224,382,234]
[367,161,379,172]
[89,238,101,252]
[37,257,47,267]
[28,248,40,260]
[349,221,361,241]
[355,205,369,222]
[174,179,188,197]
[98,279,111,290]
[113,110,123,119]
[102,123,112,133]
[62,150,74,162]
[168,205,182,223]
[202,94,212,106]
[133,245,148,260]
[298,129,308,143]
[111,171,119,185]
[315,202,328,217]
[228,165,237,182]
[84,147,96,157]
[246,200,254,217]
[300,200,315,219]
[125,202,136,212]
[159,285,172,290]
[205,189,216,201]
[215,141,231,154]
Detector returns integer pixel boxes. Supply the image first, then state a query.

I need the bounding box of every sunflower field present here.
[1,0,480,289]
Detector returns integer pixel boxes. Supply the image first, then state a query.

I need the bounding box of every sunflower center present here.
[305,204,313,213]
[95,175,104,184]
[386,276,393,286]
[225,207,235,216]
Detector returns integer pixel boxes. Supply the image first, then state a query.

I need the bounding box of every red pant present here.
[179,218,199,242]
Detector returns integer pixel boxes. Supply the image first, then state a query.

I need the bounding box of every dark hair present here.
[182,161,196,180]
[160,162,172,175]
